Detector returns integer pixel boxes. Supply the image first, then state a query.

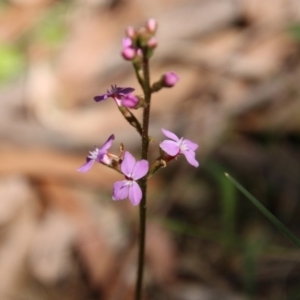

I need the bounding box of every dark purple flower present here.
[94,85,135,106]
[160,129,199,167]
[163,72,179,87]
[112,151,149,206]
[77,134,115,172]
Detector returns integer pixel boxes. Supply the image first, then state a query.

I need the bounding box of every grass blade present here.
[225,173,300,248]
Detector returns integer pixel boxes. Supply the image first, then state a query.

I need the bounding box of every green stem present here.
[135,50,151,300]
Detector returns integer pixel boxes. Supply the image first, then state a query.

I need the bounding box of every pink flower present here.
[113,152,149,206]
[160,129,199,167]
[78,134,115,172]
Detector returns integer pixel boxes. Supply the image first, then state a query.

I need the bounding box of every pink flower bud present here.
[146,18,157,33]
[147,37,157,48]
[136,48,142,57]
[163,72,179,87]
[126,26,136,38]
[121,47,136,60]
[122,37,132,48]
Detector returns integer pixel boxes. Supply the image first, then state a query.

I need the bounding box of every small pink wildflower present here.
[160,129,199,167]
[113,151,149,206]
[78,134,115,172]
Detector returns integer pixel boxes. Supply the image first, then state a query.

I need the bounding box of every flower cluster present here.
[78,128,198,205]
[78,18,199,206]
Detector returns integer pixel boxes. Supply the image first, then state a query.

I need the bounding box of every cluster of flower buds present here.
[121,18,158,61]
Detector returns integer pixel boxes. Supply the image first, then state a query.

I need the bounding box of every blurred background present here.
[1,0,300,299]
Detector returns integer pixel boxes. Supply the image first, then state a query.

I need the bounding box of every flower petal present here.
[182,150,199,167]
[161,128,179,142]
[184,139,198,151]
[117,87,135,95]
[128,181,142,206]
[112,181,129,200]
[121,151,135,176]
[101,134,115,152]
[77,159,95,172]
[94,94,109,102]
[122,37,132,48]
[121,94,138,108]
[160,140,180,156]
[132,160,149,180]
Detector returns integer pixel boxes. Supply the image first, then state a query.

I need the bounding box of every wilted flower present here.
[113,151,149,206]
[94,85,135,107]
[77,134,115,172]
[160,129,199,167]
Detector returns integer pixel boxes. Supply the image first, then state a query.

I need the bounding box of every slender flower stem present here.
[135,50,151,300]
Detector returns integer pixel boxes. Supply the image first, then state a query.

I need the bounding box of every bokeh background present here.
[1,0,300,299]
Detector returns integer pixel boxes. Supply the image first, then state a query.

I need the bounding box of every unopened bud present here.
[162,72,179,87]
[147,37,157,48]
[121,47,136,60]
[122,37,132,48]
[136,48,142,57]
[126,26,136,38]
[146,18,157,33]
